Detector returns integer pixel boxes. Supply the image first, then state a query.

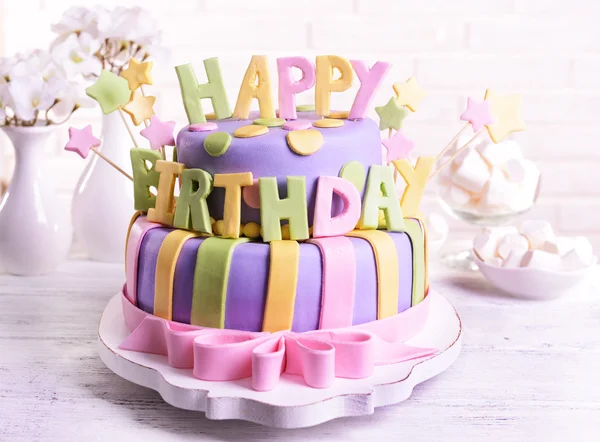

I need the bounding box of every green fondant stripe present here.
[190,237,250,328]
[404,219,426,306]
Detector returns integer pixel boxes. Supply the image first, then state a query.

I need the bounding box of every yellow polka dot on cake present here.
[234,125,269,138]
[286,129,324,156]
[296,104,315,112]
[253,117,285,127]
[327,111,350,119]
[313,118,344,128]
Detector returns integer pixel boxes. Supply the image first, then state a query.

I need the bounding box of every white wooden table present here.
[1,257,599,442]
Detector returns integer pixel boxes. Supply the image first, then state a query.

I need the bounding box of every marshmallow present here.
[479,167,519,209]
[426,212,449,242]
[473,226,518,260]
[451,145,472,171]
[521,249,562,272]
[562,247,592,271]
[477,139,523,167]
[496,233,530,260]
[504,158,527,183]
[543,237,576,256]
[574,236,594,262]
[451,149,491,194]
[502,250,527,268]
[485,257,504,267]
[449,185,472,206]
[520,220,555,250]
[473,231,498,261]
[508,160,540,213]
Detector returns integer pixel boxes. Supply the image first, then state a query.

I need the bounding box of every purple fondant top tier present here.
[176,112,383,223]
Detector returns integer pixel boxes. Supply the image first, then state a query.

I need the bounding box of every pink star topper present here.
[140,116,176,151]
[382,129,415,163]
[460,97,495,132]
[65,125,101,159]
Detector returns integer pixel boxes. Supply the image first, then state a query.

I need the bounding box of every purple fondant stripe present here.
[136,228,171,314]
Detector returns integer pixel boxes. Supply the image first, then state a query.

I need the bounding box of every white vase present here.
[72,111,134,262]
[0,125,72,275]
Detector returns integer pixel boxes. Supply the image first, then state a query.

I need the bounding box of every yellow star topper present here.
[120,58,153,91]
[393,77,426,112]
[484,89,526,143]
[122,91,156,126]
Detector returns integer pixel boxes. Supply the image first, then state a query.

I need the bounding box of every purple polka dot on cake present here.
[283,120,312,131]
[189,122,218,132]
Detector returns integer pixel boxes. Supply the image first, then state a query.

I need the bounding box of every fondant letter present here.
[130,148,162,212]
[259,177,309,242]
[213,172,253,238]
[147,160,184,226]
[175,58,231,124]
[315,55,354,117]
[277,57,316,120]
[392,156,435,218]
[233,55,275,119]
[312,176,361,238]
[360,165,406,232]
[349,60,391,120]
[173,168,214,234]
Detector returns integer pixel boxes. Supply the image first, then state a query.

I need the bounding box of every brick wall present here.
[0,0,598,249]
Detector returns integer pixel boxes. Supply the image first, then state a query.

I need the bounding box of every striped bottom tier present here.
[125,215,428,333]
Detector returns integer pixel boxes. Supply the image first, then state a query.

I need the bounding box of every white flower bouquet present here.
[0,49,92,127]
[51,6,164,78]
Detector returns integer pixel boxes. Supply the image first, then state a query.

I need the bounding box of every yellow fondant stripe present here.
[346,230,399,319]
[124,211,142,272]
[154,230,198,320]
[262,240,300,332]
[404,219,426,306]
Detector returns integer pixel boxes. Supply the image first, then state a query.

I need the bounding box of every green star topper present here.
[375,97,409,131]
[86,70,131,114]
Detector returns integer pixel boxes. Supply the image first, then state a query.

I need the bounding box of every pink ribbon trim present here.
[119,290,437,391]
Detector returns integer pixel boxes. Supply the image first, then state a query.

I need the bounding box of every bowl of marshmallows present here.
[472,220,597,299]
[437,135,540,225]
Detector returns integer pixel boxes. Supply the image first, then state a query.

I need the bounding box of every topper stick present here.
[139,85,151,129]
[90,147,133,181]
[436,123,470,161]
[119,109,139,148]
[430,130,483,179]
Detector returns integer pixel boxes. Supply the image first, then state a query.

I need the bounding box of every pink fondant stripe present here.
[308,237,356,329]
[125,217,162,306]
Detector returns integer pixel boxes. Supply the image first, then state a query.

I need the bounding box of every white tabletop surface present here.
[1,255,599,442]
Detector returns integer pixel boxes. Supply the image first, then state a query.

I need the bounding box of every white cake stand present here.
[98,289,462,429]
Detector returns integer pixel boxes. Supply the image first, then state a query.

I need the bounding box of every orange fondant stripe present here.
[346,230,399,319]
[262,240,300,332]
[154,230,198,320]
[124,211,142,272]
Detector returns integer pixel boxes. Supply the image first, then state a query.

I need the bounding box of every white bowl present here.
[472,251,598,299]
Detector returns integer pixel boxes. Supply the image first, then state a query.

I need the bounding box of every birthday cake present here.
[72,54,520,393]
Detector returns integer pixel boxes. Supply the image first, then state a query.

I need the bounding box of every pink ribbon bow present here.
[119,292,437,391]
